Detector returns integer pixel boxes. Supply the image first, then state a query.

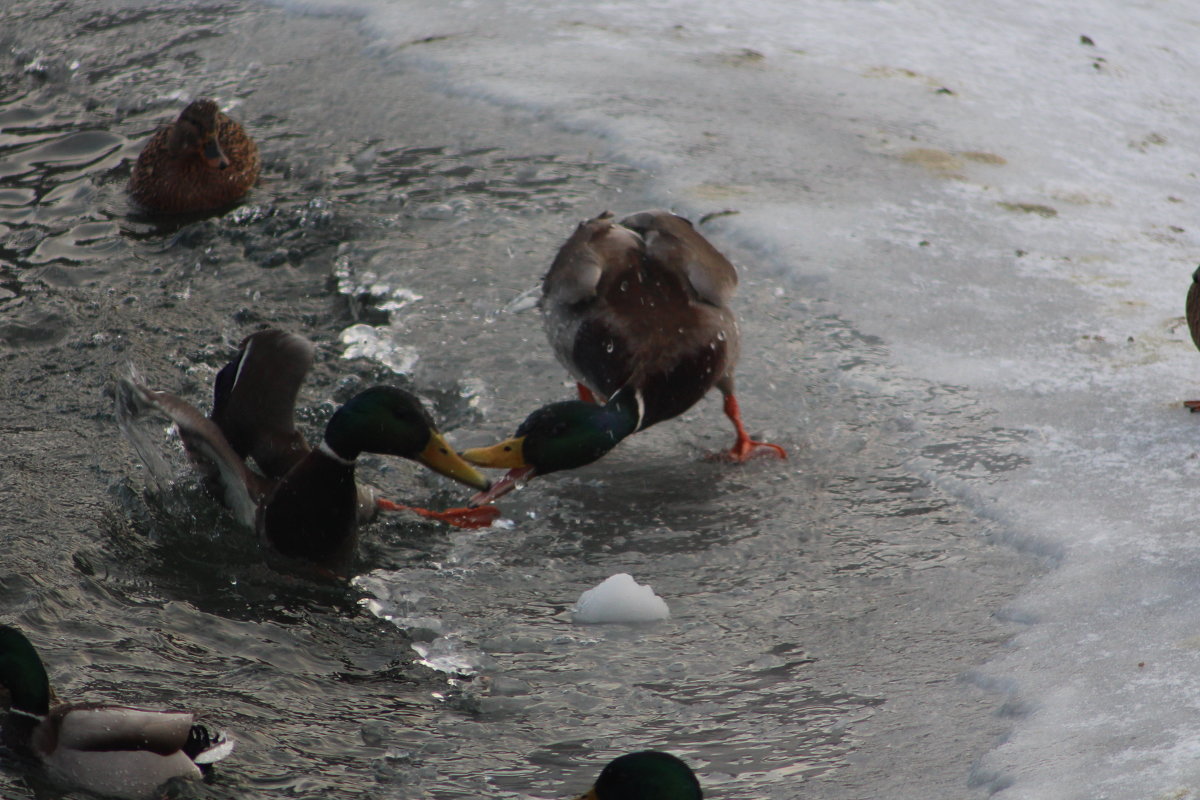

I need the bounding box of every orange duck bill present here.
[202,136,230,170]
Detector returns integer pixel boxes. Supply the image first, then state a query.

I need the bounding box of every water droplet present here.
[716,331,727,341]
[605,340,614,353]
[619,280,628,292]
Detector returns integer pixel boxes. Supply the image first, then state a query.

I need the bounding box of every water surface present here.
[0,2,1035,798]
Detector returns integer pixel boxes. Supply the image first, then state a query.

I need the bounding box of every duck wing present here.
[40,706,204,800]
[541,211,644,307]
[618,209,738,308]
[50,705,195,756]
[211,329,314,479]
[116,375,264,527]
[540,213,643,396]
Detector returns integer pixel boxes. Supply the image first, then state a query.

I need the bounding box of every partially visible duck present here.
[465,210,786,504]
[1185,265,1200,411]
[0,623,233,800]
[128,98,259,213]
[116,329,496,579]
[572,751,703,800]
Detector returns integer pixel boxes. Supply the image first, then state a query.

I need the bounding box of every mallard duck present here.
[1185,265,1200,411]
[572,751,702,800]
[127,98,260,213]
[465,210,786,504]
[115,329,496,579]
[0,623,233,800]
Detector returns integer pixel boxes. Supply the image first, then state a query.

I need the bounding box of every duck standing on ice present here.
[466,210,786,504]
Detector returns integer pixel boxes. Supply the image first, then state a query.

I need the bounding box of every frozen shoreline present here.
[3,0,1197,795]
[268,1,1200,797]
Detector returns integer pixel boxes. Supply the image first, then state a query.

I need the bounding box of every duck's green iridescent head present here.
[463,397,639,505]
[324,386,489,490]
[515,399,636,472]
[578,751,702,800]
[0,624,51,717]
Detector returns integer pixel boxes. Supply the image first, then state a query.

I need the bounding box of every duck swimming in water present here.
[571,751,702,800]
[116,329,496,579]
[128,98,259,213]
[0,623,233,800]
[465,210,786,504]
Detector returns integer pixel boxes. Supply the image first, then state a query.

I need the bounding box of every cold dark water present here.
[0,2,1038,798]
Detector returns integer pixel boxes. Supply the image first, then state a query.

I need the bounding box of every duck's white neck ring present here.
[632,389,646,432]
[317,440,355,466]
[612,386,646,432]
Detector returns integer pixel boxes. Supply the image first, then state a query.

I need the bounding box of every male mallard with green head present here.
[128,98,259,213]
[0,624,233,800]
[116,329,496,579]
[465,210,786,504]
[572,751,702,800]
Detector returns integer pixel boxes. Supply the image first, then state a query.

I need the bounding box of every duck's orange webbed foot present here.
[713,393,788,462]
[1185,400,1200,413]
[577,383,599,404]
[725,436,788,462]
[376,499,501,529]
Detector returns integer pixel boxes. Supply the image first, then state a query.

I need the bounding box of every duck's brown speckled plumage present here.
[463,211,785,505]
[542,210,786,457]
[542,210,743,431]
[128,98,259,213]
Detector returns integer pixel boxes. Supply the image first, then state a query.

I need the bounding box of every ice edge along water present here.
[271,0,1200,797]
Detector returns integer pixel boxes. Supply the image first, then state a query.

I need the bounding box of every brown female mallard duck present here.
[128,98,259,213]
[116,329,496,579]
[0,623,234,800]
[465,210,786,504]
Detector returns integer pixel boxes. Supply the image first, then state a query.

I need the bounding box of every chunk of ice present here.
[339,323,419,375]
[572,573,670,624]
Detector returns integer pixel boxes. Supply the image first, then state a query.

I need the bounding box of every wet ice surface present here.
[0,1,1083,799]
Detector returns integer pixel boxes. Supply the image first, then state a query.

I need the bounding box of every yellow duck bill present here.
[418,432,492,491]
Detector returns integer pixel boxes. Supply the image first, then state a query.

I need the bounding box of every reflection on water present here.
[0,96,131,286]
[0,1,1036,799]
